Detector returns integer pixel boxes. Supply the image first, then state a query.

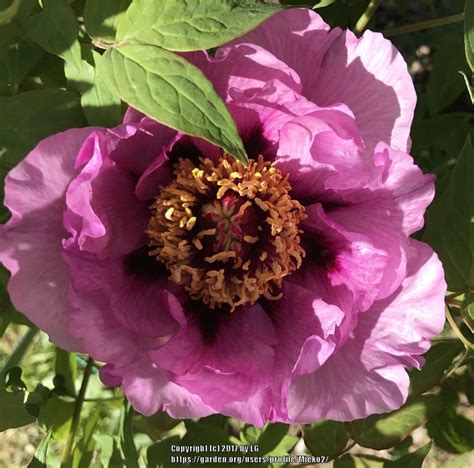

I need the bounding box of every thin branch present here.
[445,306,474,350]
[383,13,464,37]
[446,298,462,308]
[443,347,471,381]
[446,290,470,300]
[354,0,382,35]
[62,356,94,466]
[0,326,38,385]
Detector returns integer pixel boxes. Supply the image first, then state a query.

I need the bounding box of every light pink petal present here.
[311,30,416,156]
[274,106,366,202]
[372,143,435,234]
[183,43,301,102]
[0,128,96,351]
[227,8,335,96]
[230,9,416,156]
[287,240,446,422]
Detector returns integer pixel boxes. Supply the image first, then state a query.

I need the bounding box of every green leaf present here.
[4,366,26,390]
[314,0,337,8]
[346,395,442,450]
[72,407,100,468]
[184,419,232,446]
[25,383,51,419]
[28,427,53,468]
[0,39,43,95]
[334,454,387,468]
[64,53,95,93]
[304,420,349,459]
[258,423,291,455]
[25,4,80,67]
[94,435,125,468]
[54,349,77,396]
[0,89,85,168]
[116,0,280,52]
[0,0,20,24]
[120,401,139,468]
[147,435,181,468]
[427,412,474,453]
[465,0,474,71]
[462,291,474,332]
[84,0,131,42]
[385,442,431,468]
[44,396,74,440]
[409,341,464,395]
[81,50,122,127]
[240,424,262,445]
[423,135,474,291]
[101,44,248,163]
[460,71,474,104]
[440,451,474,467]
[426,33,468,115]
[0,388,35,431]
[390,436,413,458]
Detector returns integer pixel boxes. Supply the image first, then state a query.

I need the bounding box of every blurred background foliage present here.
[1,0,474,467]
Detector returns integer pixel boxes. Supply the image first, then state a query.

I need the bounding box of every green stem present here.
[446,289,470,300]
[62,356,94,466]
[354,0,382,35]
[446,298,462,308]
[383,13,464,37]
[83,396,122,402]
[445,306,474,350]
[0,326,38,384]
[443,347,471,381]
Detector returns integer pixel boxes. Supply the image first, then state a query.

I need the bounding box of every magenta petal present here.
[150,303,277,377]
[100,363,123,387]
[0,128,96,351]
[287,240,446,422]
[267,281,344,420]
[300,203,389,312]
[64,131,149,258]
[121,357,215,418]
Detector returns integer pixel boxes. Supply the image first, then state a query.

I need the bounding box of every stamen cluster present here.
[147,155,306,310]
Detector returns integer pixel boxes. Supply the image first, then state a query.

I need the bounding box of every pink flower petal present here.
[64,131,150,258]
[230,9,416,156]
[287,240,446,422]
[0,128,95,350]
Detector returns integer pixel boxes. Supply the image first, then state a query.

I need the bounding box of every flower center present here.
[147,154,306,310]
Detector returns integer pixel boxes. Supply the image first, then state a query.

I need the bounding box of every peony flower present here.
[0,9,446,425]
